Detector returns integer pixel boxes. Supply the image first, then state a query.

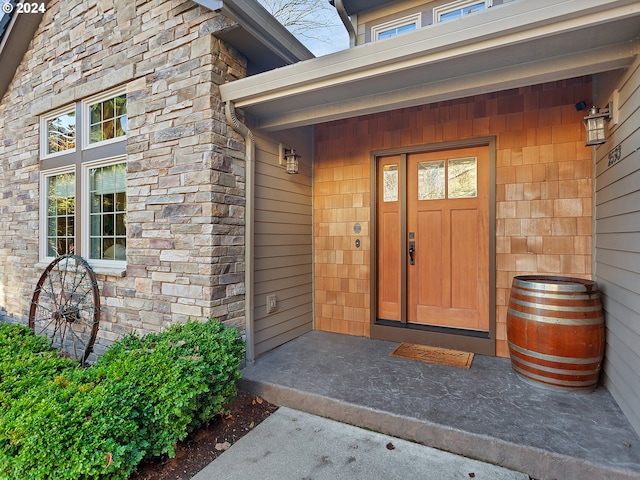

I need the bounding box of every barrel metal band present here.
[511,364,598,387]
[508,341,603,364]
[510,286,600,302]
[508,295,603,313]
[512,279,595,293]
[507,307,604,325]
[510,353,600,376]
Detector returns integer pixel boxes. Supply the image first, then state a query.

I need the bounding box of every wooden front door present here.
[376,146,490,335]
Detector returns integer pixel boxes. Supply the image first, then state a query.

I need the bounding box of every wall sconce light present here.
[583,105,611,146]
[279,144,300,174]
[284,149,300,174]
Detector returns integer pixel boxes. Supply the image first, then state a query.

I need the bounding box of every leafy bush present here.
[0,319,245,480]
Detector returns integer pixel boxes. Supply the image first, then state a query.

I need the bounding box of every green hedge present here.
[0,319,245,480]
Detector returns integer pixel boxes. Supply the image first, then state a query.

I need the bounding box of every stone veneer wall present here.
[0,0,247,356]
[314,78,593,357]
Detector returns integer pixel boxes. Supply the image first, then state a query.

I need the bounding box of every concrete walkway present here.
[192,407,529,480]
[234,331,640,480]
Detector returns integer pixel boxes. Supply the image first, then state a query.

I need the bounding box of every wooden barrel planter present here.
[506,275,605,393]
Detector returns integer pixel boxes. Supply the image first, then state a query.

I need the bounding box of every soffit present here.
[220,0,640,131]
[331,0,395,16]
[195,0,314,74]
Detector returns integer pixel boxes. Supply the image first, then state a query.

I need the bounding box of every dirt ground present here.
[130,390,278,480]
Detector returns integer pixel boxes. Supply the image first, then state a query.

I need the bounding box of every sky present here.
[256,0,350,57]
[298,2,350,56]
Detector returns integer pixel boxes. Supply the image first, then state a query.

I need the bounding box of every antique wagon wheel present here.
[29,254,100,366]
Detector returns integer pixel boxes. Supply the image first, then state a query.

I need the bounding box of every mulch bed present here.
[130,390,278,480]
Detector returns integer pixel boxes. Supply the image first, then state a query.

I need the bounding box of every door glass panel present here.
[448,157,477,198]
[418,160,445,200]
[383,164,398,202]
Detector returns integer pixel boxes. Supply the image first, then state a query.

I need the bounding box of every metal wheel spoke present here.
[29,255,100,366]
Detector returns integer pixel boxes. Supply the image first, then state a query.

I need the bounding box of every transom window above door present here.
[434,0,492,23]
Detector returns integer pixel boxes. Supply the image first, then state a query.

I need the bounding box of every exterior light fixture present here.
[278,143,301,174]
[282,147,300,174]
[583,105,611,146]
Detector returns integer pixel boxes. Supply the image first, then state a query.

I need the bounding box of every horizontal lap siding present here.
[595,56,640,436]
[253,133,313,357]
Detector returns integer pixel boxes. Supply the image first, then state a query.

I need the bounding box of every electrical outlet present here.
[266,294,277,314]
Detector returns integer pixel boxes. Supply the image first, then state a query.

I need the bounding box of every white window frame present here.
[372,12,422,41]
[39,165,77,262]
[434,0,492,23]
[82,88,127,151]
[38,88,128,276]
[39,105,77,159]
[81,155,128,271]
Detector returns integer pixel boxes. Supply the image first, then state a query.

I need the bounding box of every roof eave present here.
[194,0,314,73]
[220,0,640,131]
[0,1,48,101]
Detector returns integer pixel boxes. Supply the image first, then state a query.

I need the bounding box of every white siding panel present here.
[252,130,314,357]
[598,274,640,329]
[601,287,640,337]
[604,326,640,402]
[595,189,640,219]
[595,232,640,253]
[595,125,640,181]
[596,211,640,233]
[595,56,640,437]
[596,167,640,205]
[596,250,640,278]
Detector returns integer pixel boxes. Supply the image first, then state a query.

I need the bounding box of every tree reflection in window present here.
[46,173,75,256]
[418,161,445,200]
[383,164,399,202]
[89,94,127,144]
[417,157,477,200]
[47,112,75,155]
[448,157,477,198]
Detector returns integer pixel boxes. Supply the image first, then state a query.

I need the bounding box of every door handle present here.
[409,241,415,265]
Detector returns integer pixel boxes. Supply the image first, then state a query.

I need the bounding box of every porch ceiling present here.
[220,0,640,131]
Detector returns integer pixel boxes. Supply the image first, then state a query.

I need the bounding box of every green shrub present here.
[0,319,245,480]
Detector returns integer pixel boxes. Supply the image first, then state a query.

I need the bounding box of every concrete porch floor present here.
[239,331,640,480]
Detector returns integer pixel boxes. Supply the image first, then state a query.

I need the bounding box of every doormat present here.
[390,343,474,369]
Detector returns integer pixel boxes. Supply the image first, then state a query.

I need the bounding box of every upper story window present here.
[372,13,421,41]
[434,0,492,23]
[41,107,76,158]
[86,92,127,147]
[39,88,128,272]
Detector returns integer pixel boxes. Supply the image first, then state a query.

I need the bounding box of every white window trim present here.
[372,12,422,41]
[81,154,128,272]
[434,0,493,23]
[39,104,77,159]
[39,165,76,263]
[82,87,127,151]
